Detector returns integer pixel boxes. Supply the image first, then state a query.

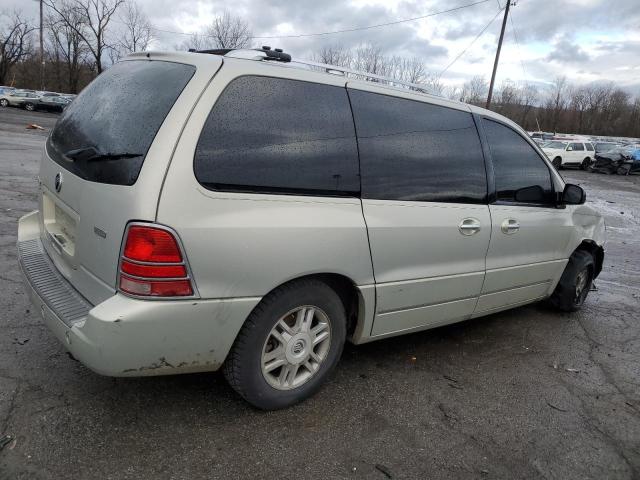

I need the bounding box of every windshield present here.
[47,60,195,186]
[544,141,567,149]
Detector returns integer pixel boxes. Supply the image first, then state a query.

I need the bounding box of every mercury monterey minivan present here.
[18,47,605,410]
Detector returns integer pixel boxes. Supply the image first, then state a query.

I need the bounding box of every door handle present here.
[459,218,481,236]
[501,218,520,234]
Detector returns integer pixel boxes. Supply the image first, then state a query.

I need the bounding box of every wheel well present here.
[575,240,604,278]
[268,273,361,336]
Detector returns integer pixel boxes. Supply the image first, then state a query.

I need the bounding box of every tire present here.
[24,102,35,111]
[552,157,562,169]
[223,279,347,410]
[617,165,630,176]
[581,158,592,170]
[0,99,8,107]
[549,250,595,312]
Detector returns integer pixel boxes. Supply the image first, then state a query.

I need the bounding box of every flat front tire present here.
[223,279,346,410]
[549,250,595,312]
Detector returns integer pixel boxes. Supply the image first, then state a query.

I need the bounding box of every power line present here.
[509,9,528,82]
[150,0,492,40]
[438,5,504,77]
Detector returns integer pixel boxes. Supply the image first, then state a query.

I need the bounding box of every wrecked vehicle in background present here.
[591,145,640,175]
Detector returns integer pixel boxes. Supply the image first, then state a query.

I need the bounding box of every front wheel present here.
[0,99,8,107]
[552,157,562,169]
[24,102,35,111]
[549,250,595,312]
[581,158,592,170]
[224,279,346,410]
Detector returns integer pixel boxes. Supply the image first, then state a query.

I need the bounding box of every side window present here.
[585,143,594,151]
[482,119,554,204]
[194,76,359,195]
[571,142,585,151]
[349,89,487,203]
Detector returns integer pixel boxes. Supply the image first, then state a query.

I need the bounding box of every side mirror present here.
[514,185,546,203]
[561,183,586,205]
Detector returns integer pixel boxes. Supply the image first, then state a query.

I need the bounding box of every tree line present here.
[1,5,638,138]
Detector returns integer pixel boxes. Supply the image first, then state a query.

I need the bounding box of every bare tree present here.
[175,33,211,52]
[353,44,389,76]
[45,1,88,92]
[457,76,487,105]
[0,11,34,85]
[116,0,152,55]
[45,0,125,73]
[312,45,352,67]
[176,11,251,51]
[545,76,568,132]
[204,11,252,49]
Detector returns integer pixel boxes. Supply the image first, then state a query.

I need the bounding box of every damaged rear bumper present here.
[18,211,260,377]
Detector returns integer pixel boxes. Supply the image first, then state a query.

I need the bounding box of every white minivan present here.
[18,48,605,409]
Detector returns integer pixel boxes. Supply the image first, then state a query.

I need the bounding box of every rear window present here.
[47,60,195,186]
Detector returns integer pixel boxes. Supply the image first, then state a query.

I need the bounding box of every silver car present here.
[18,48,605,410]
[0,90,41,110]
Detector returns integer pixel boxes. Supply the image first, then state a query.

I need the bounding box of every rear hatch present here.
[38,54,220,305]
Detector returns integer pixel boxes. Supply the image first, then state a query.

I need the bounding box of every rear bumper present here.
[18,211,260,377]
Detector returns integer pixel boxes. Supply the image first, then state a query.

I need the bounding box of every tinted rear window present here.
[47,60,195,186]
[349,89,487,203]
[194,76,359,195]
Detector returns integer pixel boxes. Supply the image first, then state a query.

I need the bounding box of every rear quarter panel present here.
[156,60,375,300]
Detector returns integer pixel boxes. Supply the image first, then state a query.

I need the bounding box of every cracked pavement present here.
[0,109,639,479]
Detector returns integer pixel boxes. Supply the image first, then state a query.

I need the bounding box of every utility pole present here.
[40,0,44,91]
[485,0,512,110]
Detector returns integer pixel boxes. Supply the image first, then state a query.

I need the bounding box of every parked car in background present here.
[594,142,620,154]
[0,86,16,95]
[32,95,71,113]
[0,90,41,110]
[591,145,640,175]
[36,91,60,97]
[530,131,555,142]
[542,140,595,169]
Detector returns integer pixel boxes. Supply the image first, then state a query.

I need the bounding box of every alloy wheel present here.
[261,305,331,390]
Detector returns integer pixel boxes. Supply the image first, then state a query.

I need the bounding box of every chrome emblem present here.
[54,172,63,193]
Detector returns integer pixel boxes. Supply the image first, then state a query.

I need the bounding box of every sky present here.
[5,0,640,94]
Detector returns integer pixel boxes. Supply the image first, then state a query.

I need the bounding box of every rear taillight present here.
[118,224,195,297]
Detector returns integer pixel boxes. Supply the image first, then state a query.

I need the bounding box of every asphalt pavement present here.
[0,108,639,479]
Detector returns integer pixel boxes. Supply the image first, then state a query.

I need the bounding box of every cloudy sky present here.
[8,0,640,93]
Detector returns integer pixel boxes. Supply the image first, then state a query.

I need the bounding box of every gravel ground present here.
[1,108,639,479]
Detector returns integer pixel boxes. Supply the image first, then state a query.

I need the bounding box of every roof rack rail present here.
[289,59,437,95]
[190,46,291,62]
[189,47,439,96]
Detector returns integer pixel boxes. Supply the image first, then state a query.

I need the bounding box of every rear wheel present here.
[549,250,595,312]
[223,279,346,410]
[0,99,8,107]
[24,102,35,111]
[552,157,562,169]
[581,157,592,170]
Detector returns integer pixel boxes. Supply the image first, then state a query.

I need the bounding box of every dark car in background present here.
[593,142,621,154]
[591,145,640,175]
[31,95,71,113]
